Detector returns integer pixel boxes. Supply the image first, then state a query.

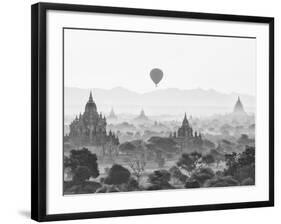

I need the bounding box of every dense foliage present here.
[64,148,99,183]
[104,164,131,185]
[177,152,202,172]
[64,146,255,194]
[224,146,255,182]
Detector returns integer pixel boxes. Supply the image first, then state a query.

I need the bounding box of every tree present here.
[117,177,140,192]
[184,180,200,188]
[104,164,131,185]
[64,179,102,194]
[238,146,255,166]
[147,137,178,153]
[224,152,238,176]
[237,134,254,145]
[209,149,225,167]
[127,157,146,181]
[177,152,202,173]
[190,167,215,186]
[118,142,136,154]
[202,154,215,166]
[204,176,239,187]
[66,148,99,182]
[149,170,171,184]
[234,164,255,182]
[169,166,187,184]
[224,146,255,182]
[241,177,254,186]
[95,185,119,193]
[147,169,173,190]
[64,155,71,169]
[126,178,139,191]
[72,166,91,184]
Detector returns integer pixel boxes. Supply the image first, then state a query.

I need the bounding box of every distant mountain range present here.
[64,87,255,117]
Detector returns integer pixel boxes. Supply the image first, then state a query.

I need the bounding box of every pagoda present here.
[233,96,247,115]
[108,107,117,120]
[134,109,149,121]
[67,91,119,146]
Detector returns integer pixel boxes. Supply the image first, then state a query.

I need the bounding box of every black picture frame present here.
[31,2,274,222]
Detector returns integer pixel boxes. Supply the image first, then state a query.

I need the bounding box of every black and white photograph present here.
[0,0,278,223]
[30,2,274,222]
[63,28,256,194]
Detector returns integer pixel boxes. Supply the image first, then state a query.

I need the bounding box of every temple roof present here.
[108,107,117,119]
[89,91,94,103]
[233,96,246,114]
[135,109,149,120]
[182,113,190,127]
[85,91,97,111]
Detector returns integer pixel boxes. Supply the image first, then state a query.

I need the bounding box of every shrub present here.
[224,146,255,183]
[191,167,215,186]
[95,186,107,193]
[177,152,202,172]
[119,142,136,154]
[202,154,215,165]
[147,137,178,153]
[184,180,200,188]
[95,185,119,193]
[204,176,239,188]
[145,184,162,191]
[234,164,255,182]
[149,170,171,185]
[107,185,120,192]
[127,178,139,191]
[104,164,131,185]
[169,166,187,183]
[147,169,173,190]
[117,177,140,192]
[241,177,254,186]
[80,181,102,193]
[64,181,101,194]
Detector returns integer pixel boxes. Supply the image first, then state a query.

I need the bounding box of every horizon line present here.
[64,86,255,97]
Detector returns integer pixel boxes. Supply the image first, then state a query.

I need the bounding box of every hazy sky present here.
[64,29,256,96]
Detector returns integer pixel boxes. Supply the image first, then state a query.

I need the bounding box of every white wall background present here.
[0,0,279,223]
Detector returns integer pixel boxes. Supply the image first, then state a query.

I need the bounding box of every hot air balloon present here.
[150,68,163,87]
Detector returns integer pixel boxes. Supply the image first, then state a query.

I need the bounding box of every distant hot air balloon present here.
[150,68,163,87]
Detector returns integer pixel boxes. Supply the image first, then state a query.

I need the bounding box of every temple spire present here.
[135,108,149,121]
[233,96,246,114]
[182,112,189,126]
[89,91,93,103]
[184,113,187,121]
[108,107,117,119]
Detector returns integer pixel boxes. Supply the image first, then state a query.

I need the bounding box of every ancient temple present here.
[233,96,247,116]
[134,109,149,121]
[171,113,202,140]
[170,113,203,152]
[108,107,117,120]
[67,92,119,146]
[177,113,193,138]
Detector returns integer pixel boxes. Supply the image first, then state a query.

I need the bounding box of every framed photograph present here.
[31,2,274,222]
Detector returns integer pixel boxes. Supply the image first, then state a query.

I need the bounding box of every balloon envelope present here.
[150,68,163,86]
